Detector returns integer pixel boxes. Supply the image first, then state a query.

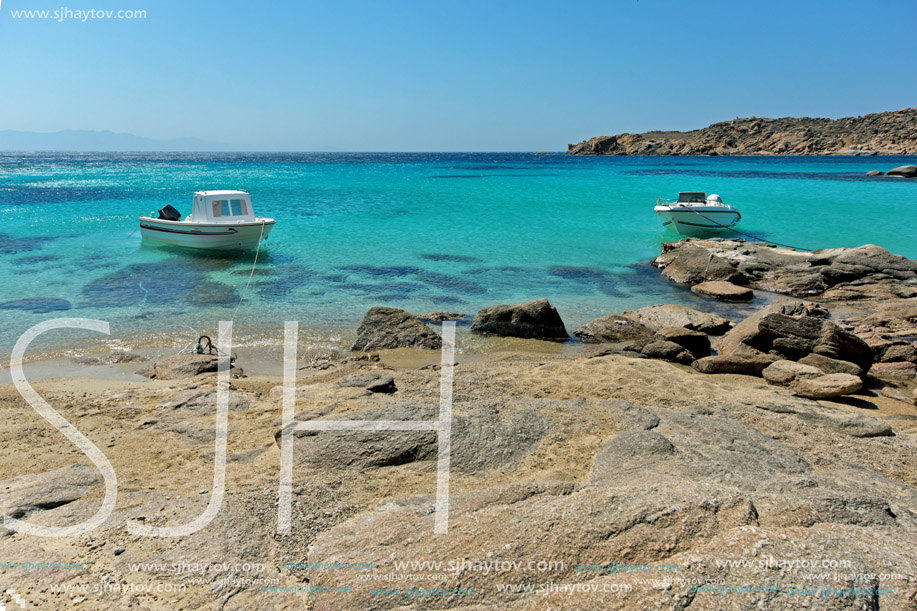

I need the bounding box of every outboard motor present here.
[157,205,182,221]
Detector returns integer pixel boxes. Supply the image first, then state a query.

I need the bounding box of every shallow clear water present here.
[1,152,915,353]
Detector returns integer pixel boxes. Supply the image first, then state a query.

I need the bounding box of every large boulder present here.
[640,340,694,364]
[692,354,778,375]
[573,314,653,342]
[624,303,733,334]
[652,326,710,359]
[690,280,754,302]
[471,298,568,341]
[713,299,827,357]
[350,307,442,350]
[762,360,862,399]
[713,301,873,369]
[886,165,917,177]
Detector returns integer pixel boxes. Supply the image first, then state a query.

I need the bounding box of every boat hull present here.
[654,206,741,236]
[139,218,275,250]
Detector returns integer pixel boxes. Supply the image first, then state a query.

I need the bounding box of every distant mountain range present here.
[567,108,917,156]
[0,130,232,151]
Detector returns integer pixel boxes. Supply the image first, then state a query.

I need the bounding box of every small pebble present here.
[199,489,209,494]
[113,547,126,556]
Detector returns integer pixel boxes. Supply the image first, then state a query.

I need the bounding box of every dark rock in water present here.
[573,314,653,343]
[652,326,710,359]
[419,253,482,263]
[471,299,568,341]
[690,280,754,302]
[0,297,71,314]
[640,340,693,364]
[865,170,884,176]
[625,303,733,335]
[338,373,397,393]
[692,354,778,376]
[351,307,442,351]
[136,353,229,380]
[798,353,864,378]
[886,165,917,177]
[82,262,238,308]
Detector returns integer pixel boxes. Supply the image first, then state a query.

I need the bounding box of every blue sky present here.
[0,0,914,151]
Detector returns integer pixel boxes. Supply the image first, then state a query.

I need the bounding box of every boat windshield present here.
[678,192,707,203]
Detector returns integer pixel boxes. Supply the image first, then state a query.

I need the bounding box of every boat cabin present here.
[677,192,707,203]
[189,190,256,223]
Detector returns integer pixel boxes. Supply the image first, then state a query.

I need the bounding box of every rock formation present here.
[567,108,917,155]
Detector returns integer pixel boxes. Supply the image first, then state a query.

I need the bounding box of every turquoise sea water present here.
[1,152,916,353]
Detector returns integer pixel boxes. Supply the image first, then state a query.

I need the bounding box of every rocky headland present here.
[567,108,917,156]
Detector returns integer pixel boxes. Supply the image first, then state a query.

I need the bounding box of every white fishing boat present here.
[139,190,275,250]
[654,192,741,236]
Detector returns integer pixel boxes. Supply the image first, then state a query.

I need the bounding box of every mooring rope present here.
[679,206,813,251]
[229,220,267,323]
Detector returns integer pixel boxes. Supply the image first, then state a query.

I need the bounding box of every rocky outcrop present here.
[350,306,442,351]
[714,305,874,371]
[887,164,917,177]
[573,314,653,342]
[624,303,733,334]
[471,298,568,341]
[653,238,917,301]
[567,108,917,155]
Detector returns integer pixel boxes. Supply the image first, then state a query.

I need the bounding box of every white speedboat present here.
[654,192,741,236]
[139,190,275,250]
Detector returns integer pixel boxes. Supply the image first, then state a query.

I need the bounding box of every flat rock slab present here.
[691,280,754,301]
[692,354,777,376]
[624,303,733,334]
[136,353,226,380]
[573,314,653,342]
[757,399,893,437]
[338,373,397,393]
[0,465,101,520]
[277,400,549,473]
